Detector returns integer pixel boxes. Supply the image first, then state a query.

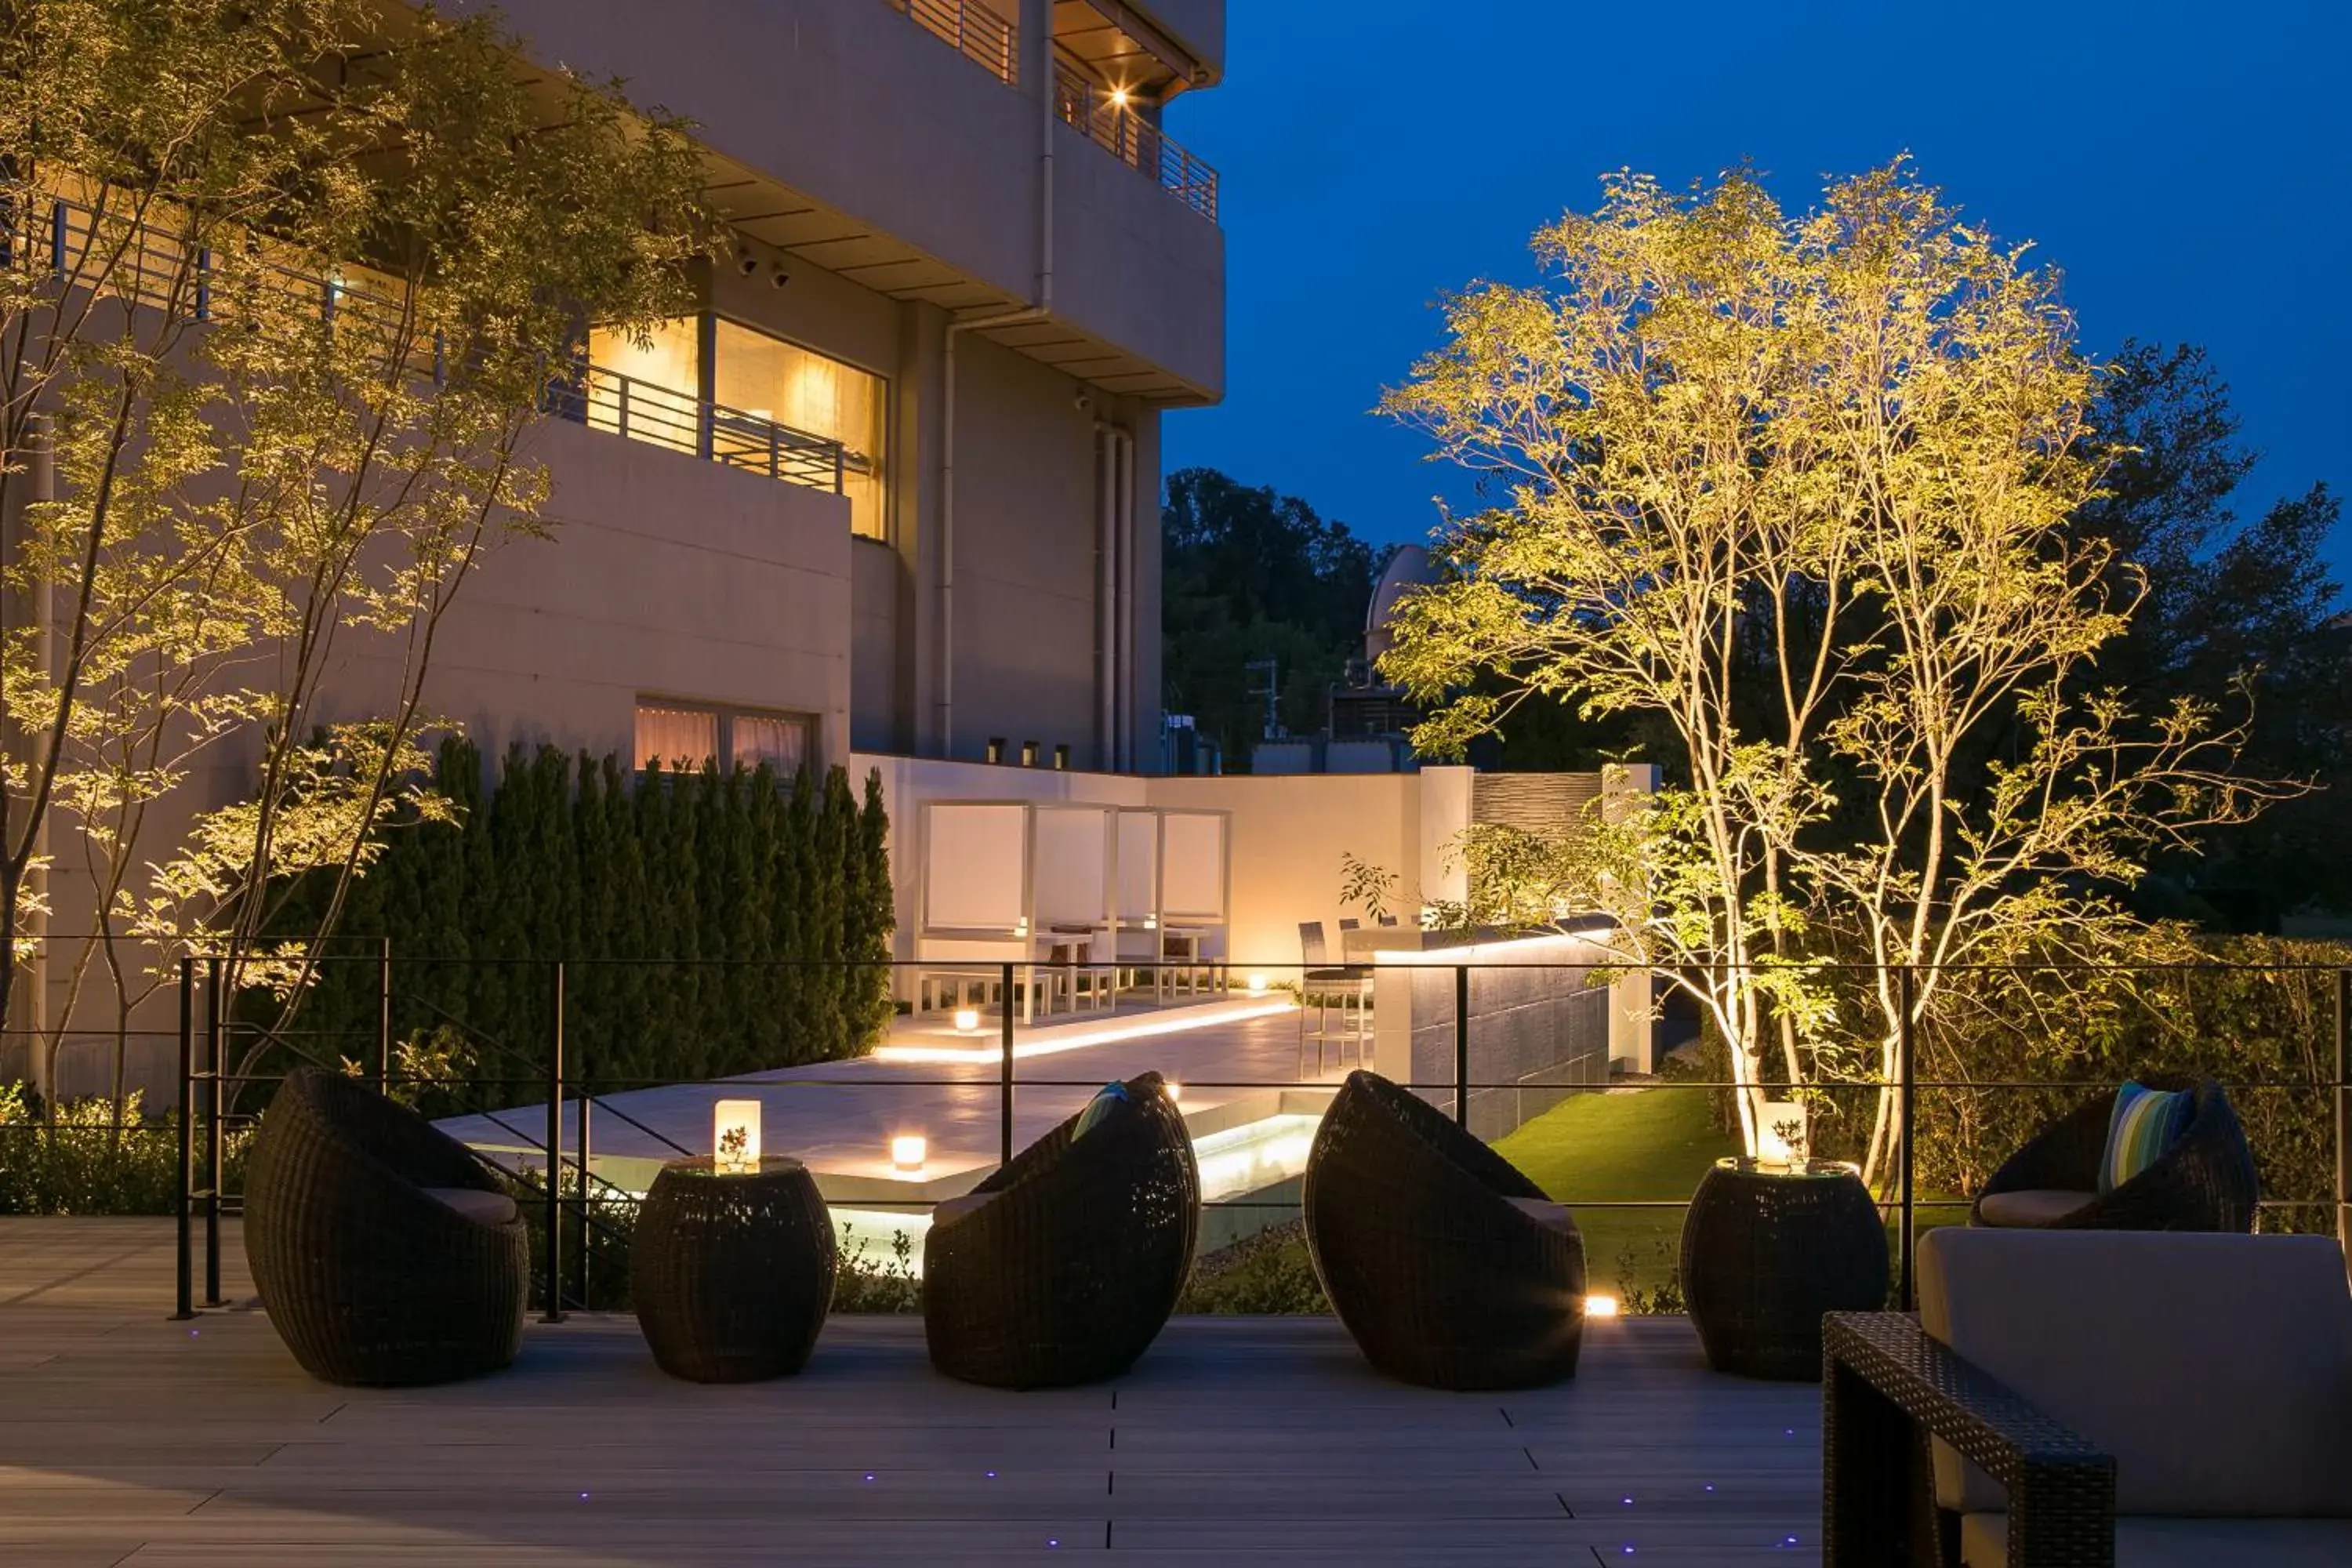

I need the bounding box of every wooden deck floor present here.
[0,1219,1824,1565]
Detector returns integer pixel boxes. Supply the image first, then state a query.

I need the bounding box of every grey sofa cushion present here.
[1919,1229,2352,1516]
[930,1191,998,1229]
[421,1186,518,1227]
[1962,1512,2352,1566]
[1504,1196,1573,1232]
[1973,1187,2097,1227]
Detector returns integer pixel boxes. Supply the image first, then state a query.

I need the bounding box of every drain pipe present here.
[939,9,1056,757]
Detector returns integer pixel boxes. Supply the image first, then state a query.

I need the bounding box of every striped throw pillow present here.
[2100,1080,2194,1194]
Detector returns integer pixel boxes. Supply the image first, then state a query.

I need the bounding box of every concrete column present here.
[1603,763,1662,1071]
[1126,404,1163,771]
[895,299,946,756]
[1415,765,1475,913]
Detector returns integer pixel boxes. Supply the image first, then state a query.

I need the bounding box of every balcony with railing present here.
[1054,61,1219,221]
[884,0,1018,84]
[9,188,848,500]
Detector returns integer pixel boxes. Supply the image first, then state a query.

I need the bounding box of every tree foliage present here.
[1160,466,1381,762]
[1378,161,2299,1176]
[0,0,708,1100]
[265,740,897,1112]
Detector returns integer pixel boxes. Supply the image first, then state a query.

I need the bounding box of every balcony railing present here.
[10,188,848,498]
[1053,64,1219,222]
[884,0,1018,85]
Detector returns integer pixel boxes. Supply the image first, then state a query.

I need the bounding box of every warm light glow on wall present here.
[713,1099,761,1174]
[891,1134,927,1173]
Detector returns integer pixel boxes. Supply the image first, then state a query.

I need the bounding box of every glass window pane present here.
[712,321,887,539]
[731,713,809,775]
[635,703,717,771]
[588,317,702,453]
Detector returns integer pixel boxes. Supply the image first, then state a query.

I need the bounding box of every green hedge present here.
[263,739,895,1110]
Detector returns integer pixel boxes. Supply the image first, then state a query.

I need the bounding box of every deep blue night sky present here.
[1160,1,2352,594]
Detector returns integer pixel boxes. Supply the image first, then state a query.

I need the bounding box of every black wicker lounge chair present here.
[245,1068,528,1387]
[1301,1069,1585,1390]
[1969,1075,2256,1232]
[924,1072,1199,1389]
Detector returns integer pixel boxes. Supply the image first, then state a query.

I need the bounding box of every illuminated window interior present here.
[713,321,887,540]
[586,315,702,453]
[635,700,812,777]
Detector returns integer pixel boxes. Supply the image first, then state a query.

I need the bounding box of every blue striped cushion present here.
[1071,1080,1132,1142]
[2100,1080,2194,1195]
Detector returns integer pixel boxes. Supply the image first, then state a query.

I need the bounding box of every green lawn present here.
[1492,1085,1743,1305]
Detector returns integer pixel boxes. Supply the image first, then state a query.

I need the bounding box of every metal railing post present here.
[1454,964,1471,1127]
[577,1069,593,1312]
[1897,964,1918,1312]
[204,956,223,1308]
[1000,962,1016,1167]
[376,937,393,1091]
[543,961,564,1324]
[2335,967,2350,1257]
[49,200,66,278]
[172,958,194,1321]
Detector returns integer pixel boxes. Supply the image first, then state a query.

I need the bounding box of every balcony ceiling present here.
[1052,1,1205,100]
[702,153,1209,407]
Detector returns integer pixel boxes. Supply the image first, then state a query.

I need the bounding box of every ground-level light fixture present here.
[1020,739,1040,767]
[1584,1293,1621,1319]
[1246,973,1269,996]
[891,1134,927,1173]
[713,1098,761,1174]
[1164,1081,1183,1106]
[954,1006,982,1034]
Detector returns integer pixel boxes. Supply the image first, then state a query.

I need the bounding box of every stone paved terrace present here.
[0,1218,1825,1566]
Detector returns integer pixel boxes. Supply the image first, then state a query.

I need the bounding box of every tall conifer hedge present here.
[279,739,896,1105]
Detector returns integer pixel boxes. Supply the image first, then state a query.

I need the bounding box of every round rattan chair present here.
[245,1068,528,1387]
[1302,1069,1586,1390]
[1969,1075,2257,1233]
[924,1072,1199,1389]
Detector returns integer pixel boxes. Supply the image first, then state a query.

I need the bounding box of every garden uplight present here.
[713,1099,761,1174]
[1585,1294,1621,1318]
[1246,972,1268,996]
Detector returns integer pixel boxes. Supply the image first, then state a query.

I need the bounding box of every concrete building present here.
[417,0,1222,779]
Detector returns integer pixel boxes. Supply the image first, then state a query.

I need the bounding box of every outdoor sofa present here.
[245,1067,528,1387]
[923,1071,1199,1388]
[1824,1227,2352,1566]
[1301,1069,1585,1389]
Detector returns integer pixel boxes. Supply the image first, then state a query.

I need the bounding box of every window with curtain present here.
[635,700,813,776]
[712,321,888,540]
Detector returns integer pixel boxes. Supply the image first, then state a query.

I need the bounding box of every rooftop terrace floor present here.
[1,1218,1824,1566]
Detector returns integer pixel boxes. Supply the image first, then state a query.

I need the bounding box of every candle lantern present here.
[713,1099,762,1174]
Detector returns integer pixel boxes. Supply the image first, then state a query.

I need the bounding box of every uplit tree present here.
[1,0,706,1102]
[1378,161,2294,1177]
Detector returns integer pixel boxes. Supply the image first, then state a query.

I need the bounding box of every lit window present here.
[713,321,888,540]
[586,316,702,453]
[634,703,718,771]
[635,700,814,777]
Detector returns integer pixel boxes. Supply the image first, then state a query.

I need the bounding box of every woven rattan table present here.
[1680,1156,1889,1381]
[631,1156,837,1383]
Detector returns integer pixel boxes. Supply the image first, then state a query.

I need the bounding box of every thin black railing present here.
[147,953,2352,1321]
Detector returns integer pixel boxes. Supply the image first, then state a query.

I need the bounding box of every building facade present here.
[401,0,1225,781]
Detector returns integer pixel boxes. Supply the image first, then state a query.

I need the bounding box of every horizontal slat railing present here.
[885,0,1018,84]
[1052,64,1219,222]
[9,186,848,498]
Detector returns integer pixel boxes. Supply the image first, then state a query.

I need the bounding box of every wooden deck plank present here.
[0,1217,1826,1565]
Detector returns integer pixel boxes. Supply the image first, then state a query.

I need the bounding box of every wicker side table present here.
[631,1156,837,1384]
[1680,1157,1889,1381]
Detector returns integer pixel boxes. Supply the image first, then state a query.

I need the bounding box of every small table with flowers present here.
[630,1155,837,1383]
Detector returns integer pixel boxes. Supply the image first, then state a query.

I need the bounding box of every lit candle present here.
[1246,973,1268,996]
[713,1099,761,1175]
[953,1007,980,1033]
[891,1134,927,1173]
